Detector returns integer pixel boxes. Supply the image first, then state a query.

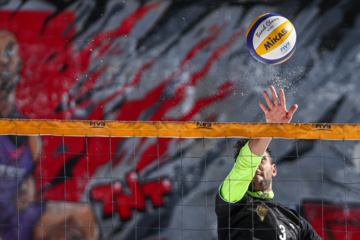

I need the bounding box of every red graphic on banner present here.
[91,172,172,220]
[0,10,77,119]
[302,200,360,240]
[0,2,240,226]
[35,14,241,203]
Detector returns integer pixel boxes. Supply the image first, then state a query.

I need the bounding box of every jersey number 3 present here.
[279,224,286,240]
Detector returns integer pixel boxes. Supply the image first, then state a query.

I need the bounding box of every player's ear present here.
[272,164,277,177]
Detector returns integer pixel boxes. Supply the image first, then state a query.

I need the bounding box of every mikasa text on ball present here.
[246,13,297,65]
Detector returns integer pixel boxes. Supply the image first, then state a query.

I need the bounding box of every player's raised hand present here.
[259,86,298,123]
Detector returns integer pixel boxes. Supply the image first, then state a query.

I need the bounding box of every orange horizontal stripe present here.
[0,119,357,140]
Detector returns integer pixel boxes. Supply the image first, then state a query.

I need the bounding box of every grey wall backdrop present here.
[0,0,360,239]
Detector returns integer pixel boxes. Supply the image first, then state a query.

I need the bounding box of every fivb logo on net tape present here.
[246,13,297,65]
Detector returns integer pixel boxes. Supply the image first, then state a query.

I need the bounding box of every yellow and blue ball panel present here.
[246,13,297,65]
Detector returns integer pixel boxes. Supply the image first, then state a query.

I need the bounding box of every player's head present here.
[251,151,277,193]
[234,139,277,193]
[0,29,22,93]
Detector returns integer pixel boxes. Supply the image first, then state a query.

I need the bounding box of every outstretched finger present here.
[279,89,286,107]
[263,90,274,109]
[259,101,269,113]
[270,86,279,105]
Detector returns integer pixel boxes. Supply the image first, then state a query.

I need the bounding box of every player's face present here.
[251,152,276,192]
[0,30,22,92]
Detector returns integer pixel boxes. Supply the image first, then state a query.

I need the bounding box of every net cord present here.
[0,119,358,140]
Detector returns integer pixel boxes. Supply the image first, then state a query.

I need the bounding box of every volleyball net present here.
[1,119,360,240]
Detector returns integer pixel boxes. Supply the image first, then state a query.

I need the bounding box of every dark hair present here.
[234,138,272,163]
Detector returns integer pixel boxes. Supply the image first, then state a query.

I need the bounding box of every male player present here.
[215,86,322,239]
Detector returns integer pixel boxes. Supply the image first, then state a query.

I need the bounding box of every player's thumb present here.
[287,104,298,118]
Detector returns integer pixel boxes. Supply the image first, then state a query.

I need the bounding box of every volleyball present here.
[246,13,297,65]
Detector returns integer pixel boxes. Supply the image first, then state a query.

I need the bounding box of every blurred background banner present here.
[1,0,360,239]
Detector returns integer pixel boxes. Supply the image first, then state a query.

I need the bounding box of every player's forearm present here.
[248,138,272,156]
[220,141,264,202]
